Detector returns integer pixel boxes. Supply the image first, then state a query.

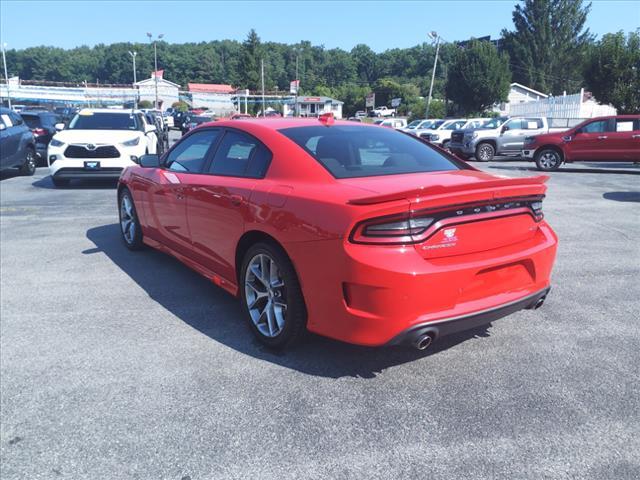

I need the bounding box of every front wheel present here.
[475,142,495,162]
[240,243,307,349]
[119,188,144,250]
[441,140,451,152]
[535,148,563,171]
[18,147,36,176]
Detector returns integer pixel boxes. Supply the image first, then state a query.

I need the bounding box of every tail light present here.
[32,128,47,136]
[350,196,545,245]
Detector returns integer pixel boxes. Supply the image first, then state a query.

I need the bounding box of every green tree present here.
[501,0,593,94]
[446,40,511,114]
[137,100,153,108]
[171,101,189,112]
[584,31,640,114]
[240,29,263,90]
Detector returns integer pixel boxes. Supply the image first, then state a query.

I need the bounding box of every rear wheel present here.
[441,140,451,152]
[535,148,563,171]
[18,147,36,176]
[240,242,307,349]
[475,142,495,162]
[119,188,144,250]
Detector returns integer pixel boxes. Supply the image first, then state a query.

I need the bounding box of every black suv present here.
[21,111,63,164]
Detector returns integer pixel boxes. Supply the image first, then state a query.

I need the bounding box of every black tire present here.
[118,188,144,250]
[441,140,451,151]
[239,242,307,349]
[475,142,495,162]
[18,147,36,176]
[51,177,70,187]
[534,148,563,171]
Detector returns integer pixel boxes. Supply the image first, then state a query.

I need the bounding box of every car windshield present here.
[427,120,445,129]
[480,118,507,129]
[406,120,422,128]
[279,125,464,179]
[68,112,140,130]
[21,115,42,128]
[443,121,464,130]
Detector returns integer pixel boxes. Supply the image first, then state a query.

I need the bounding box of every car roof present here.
[210,118,380,131]
[77,108,143,115]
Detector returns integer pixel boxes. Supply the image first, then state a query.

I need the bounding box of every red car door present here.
[612,117,640,161]
[186,129,272,283]
[566,118,614,161]
[147,129,221,254]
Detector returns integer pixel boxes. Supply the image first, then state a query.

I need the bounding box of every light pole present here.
[146,32,164,109]
[2,43,11,109]
[128,50,137,105]
[425,31,441,119]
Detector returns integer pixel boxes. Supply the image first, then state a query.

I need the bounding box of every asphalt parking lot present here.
[1,157,639,479]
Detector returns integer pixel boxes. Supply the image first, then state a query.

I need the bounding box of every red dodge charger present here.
[117,117,558,350]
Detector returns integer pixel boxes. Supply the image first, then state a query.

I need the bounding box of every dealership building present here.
[283,96,343,119]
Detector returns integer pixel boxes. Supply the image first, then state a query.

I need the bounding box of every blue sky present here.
[1,0,638,51]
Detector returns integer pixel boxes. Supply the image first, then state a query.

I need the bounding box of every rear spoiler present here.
[348,175,549,205]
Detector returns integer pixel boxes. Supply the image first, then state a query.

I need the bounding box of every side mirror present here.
[55,123,65,131]
[145,124,157,134]
[0,123,5,131]
[139,154,160,168]
[501,125,509,133]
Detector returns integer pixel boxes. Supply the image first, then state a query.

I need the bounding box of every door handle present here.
[230,194,243,206]
[597,135,608,140]
[632,134,640,139]
[175,187,185,200]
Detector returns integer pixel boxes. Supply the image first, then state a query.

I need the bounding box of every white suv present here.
[48,109,158,187]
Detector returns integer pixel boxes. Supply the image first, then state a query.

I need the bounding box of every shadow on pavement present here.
[603,191,640,203]
[489,164,640,175]
[85,223,491,379]
[32,175,118,190]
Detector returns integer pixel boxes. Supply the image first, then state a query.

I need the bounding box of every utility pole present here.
[147,32,164,110]
[261,58,265,117]
[128,51,137,105]
[295,55,299,117]
[2,43,11,109]
[425,31,441,119]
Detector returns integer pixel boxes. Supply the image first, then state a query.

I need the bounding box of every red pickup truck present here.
[522,115,640,171]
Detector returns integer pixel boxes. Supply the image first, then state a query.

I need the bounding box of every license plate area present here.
[84,161,101,170]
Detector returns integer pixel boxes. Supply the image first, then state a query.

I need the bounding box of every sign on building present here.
[365,92,375,108]
[290,80,300,94]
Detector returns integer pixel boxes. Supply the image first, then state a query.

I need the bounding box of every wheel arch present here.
[477,138,497,150]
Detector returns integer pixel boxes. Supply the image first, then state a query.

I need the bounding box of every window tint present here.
[165,129,220,173]
[22,115,42,129]
[208,131,271,178]
[69,112,139,130]
[505,119,523,129]
[444,121,466,130]
[580,120,610,133]
[279,125,463,179]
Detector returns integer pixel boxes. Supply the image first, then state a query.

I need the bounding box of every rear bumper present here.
[285,221,558,347]
[387,287,550,346]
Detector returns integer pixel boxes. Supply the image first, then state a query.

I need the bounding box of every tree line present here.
[4,0,639,116]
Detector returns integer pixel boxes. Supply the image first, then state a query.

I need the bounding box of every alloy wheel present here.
[120,194,136,244]
[539,151,560,170]
[244,253,287,338]
[478,144,493,161]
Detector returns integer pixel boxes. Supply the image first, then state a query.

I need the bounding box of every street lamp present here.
[425,31,441,119]
[1,43,11,109]
[128,50,137,105]
[146,32,164,110]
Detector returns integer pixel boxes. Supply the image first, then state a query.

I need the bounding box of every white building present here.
[283,96,343,119]
[135,72,180,109]
[495,83,549,115]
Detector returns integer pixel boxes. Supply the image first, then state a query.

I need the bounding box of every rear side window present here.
[279,125,464,179]
[165,129,220,173]
[615,119,635,132]
[523,118,544,129]
[208,130,271,178]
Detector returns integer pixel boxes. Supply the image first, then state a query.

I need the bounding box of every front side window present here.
[165,129,220,173]
[68,112,140,131]
[208,131,271,178]
[579,120,611,134]
[279,125,464,179]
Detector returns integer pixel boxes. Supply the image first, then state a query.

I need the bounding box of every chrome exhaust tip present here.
[534,296,546,309]
[413,333,433,351]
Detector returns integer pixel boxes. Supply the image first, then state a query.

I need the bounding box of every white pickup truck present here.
[369,106,396,118]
